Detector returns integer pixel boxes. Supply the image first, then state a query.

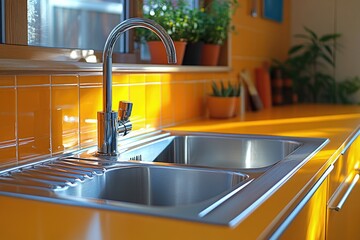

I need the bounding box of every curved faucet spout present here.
[103,18,176,113]
[98,17,177,156]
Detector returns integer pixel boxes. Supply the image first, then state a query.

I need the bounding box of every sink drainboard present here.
[0,158,109,190]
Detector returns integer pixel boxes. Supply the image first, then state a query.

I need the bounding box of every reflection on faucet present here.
[97,18,177,156]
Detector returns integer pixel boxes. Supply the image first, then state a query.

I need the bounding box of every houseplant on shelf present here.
[139,0,189,64]
[200,0,238,66]
[182,7,206,65]
[207,80,241,119]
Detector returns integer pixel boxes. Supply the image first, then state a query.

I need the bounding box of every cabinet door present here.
[267,165,333,239]
[327,134,360,239]
[327,175,360,240]
[279,177,328,240]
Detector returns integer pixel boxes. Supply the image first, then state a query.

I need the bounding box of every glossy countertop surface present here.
[1,104,360,239]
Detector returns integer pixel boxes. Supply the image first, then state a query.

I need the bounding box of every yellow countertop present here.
[1,104,360,239]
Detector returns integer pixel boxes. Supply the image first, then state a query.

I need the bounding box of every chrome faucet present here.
[97,18,177,156]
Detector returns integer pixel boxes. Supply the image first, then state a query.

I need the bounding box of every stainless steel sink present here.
[55,165,248,207]
[119,132,302,169]
[0,130,328,226]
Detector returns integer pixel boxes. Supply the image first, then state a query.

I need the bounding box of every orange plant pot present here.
[200,44,221,66]
[233,97,242,117]
[148,41,187,65]
[207,96,236,119]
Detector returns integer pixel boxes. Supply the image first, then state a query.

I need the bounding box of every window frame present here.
[0,0,230,67]
[1,0,140,63]
[4,0,27,45]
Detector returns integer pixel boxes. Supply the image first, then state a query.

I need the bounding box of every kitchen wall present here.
[231,0,291,74]
[0,72,231,167]
[291,0,360,101]
[0,0,291,168]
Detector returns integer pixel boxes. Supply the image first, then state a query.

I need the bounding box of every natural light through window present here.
[27,0,125,52]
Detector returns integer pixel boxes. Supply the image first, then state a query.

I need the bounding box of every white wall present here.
[291,0,360,102]
[335,1,360,81]
[291,0,335,41]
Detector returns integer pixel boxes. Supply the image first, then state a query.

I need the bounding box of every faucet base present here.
[97,111,118,156]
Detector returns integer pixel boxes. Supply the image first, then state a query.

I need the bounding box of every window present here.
[28,0,126,53]
[1,0,206,64]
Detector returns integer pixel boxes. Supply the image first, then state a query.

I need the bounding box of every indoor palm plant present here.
[207,80,241,118]
[200,0,238,66]
[139,0,189,64]
[272,27,359,103]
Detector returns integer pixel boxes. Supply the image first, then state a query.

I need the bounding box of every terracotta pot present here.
[147,41,187,65]
[207,96,236,119]
[233,97,242,117]
[200,44,221,66]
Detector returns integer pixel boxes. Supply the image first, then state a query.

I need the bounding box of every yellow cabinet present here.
[280,178,328,240]
[269,132,360,240]
[327,133,360,239]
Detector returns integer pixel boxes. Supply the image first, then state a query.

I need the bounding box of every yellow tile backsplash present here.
[0,79,16,166]
[0,75,15,86]
[129,84,146,130]
[160,82,175,127]
[0,71,231,167]
[52,75,79,85]
[145,83,161,128]
[129,73,145,84]
[51,75,79,155]
[79,81,102,148]
[17,75,50,86]
[17,84,51,161]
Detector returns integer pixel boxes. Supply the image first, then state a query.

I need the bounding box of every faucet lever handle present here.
[118,101,133,121]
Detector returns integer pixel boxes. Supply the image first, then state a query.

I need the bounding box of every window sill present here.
[0,58,231,74]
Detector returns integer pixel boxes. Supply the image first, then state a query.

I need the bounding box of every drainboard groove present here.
[48,163,102,175]
[12,175,75,187]
[35,165,94,179]
[28,169,87,182]
[0,176,66,190]
[64,157,117,166]
[60,159,107,170]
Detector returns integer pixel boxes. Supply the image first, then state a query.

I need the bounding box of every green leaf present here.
[304,26,318,40]
[323,45,333,56]
[288,45,304,55]
[320,33,341,42]
[227,81,234,96]
[336,77,360,104]
[211,80,241,97]
[220,81,226,96]
[223,87,232,97]
[211,81,221,96]
[320,53,335,67]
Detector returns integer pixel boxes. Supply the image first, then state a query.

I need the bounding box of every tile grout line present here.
[49,75,53,157]
[77,74,81,151]
[159,75,163,129]
[14,75,19,164]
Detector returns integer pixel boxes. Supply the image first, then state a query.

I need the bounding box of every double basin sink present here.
[0,131,328,225]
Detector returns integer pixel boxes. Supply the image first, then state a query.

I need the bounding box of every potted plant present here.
[207,80,241,119]
[182,8,206,65]
[139,0,189,65]
[200,0,238,66]
[273,27,347,103]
